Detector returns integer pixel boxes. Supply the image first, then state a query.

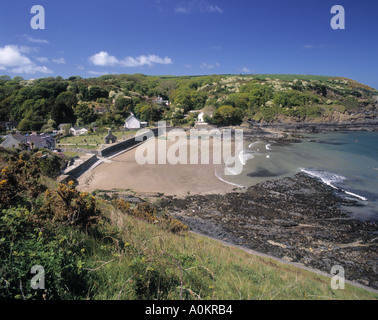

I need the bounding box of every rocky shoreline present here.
[255,118,378,134]
[157,172,378,290]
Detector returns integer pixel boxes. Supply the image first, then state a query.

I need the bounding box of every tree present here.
[212,105,244,126]
[51,100,75,125]
[115,96,133,114]
[55,91,77,109]
[84,86,109,101]
[139,104,160,122]
[74,103,96,126]
[41,119,56,133]
[18,118,32,131]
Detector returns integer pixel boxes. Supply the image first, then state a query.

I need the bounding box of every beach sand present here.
[78,135,240,197]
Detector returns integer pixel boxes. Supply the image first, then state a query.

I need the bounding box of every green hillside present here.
[1,73,377,133]
[0,147,377,300]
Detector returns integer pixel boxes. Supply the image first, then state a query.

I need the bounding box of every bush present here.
[41,182,100,229]
[0,207,90,299]
[112,199,188,233]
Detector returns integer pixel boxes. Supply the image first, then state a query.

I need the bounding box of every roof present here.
[125,113,140,123]
[13,133,27,142]
[26,134,55,149]
[58,123,70,129]
[1,135,26,148]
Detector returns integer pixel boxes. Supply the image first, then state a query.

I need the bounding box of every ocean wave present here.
[214,168,245,188]
[238,149,255,165]
[248,141,261,149]
[300,168,367,201]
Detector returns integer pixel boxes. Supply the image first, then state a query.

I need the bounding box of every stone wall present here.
[63,153,99,178]
[98,128,160,157]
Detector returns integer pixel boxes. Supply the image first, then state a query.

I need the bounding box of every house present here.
[194,106,215,125]
[79,128,89,135]
[0,120,18,132]
[26,133,55,150]
[124,113,143,129]
[0,133,27,149]
[198,112,206,123]
[58,123,71,134]
[69,126,88,136]
[39,133,56,150]
[70,126,81,136]
[152,96,170,106]
[189,110,207,124]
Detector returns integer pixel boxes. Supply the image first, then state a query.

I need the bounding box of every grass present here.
[87,199,378,300]
[57,130,139,150]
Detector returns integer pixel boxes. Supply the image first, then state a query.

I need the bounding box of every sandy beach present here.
[78,134,241,197]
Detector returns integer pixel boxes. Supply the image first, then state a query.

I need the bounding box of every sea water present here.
[220,131,378,222]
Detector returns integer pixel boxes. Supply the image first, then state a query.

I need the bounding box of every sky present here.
[0,0,377,88]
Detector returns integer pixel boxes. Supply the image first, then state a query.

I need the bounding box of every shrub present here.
[112,199,188,233]
[41,181,100,229]
[0,207,90,299]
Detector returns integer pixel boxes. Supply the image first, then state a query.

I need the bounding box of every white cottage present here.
[124,113,142,129]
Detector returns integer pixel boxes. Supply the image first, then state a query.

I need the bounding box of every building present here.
[58,123,71,134]
[79,128,89,135]
[0,133,27,149]
[0,120,18,132]
[26,133,55,150]
[198,112,206,123]
[1,132,55,150]
[69,126,88,136]
[152,96,170,106]
[124,113,143,129]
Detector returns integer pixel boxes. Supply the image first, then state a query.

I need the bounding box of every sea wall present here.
[98,127,160,157]
[63,153,99,178]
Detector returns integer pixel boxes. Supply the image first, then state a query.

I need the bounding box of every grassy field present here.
[88,199,377,300]
[57,130,138,150]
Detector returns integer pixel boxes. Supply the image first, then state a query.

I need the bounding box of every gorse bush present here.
[112,198,188,233]
[0,153,46,209]
[42,181,100,229]
[0,149,190,300]
[0,207,90,299]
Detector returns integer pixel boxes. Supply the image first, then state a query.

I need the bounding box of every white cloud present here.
[24,35,49,44]
[89,51,118,66]
[240,67,250,73]
[11,65,52,74]
[88,70,110,76]
[52,57,66,64]
[200,62,220,69]
[0,45,52,74]
[89,51,173,67]
[35,57,49,63]
[303,44,328,49]
[120,55,172,67]
[175,0,223,14]
[0,45,32,67]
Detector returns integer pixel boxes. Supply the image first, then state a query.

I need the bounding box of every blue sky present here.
[0,0,377,88]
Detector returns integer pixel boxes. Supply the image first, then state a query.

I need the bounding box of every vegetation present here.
[0,73,376,135]
[0,147,377,300]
